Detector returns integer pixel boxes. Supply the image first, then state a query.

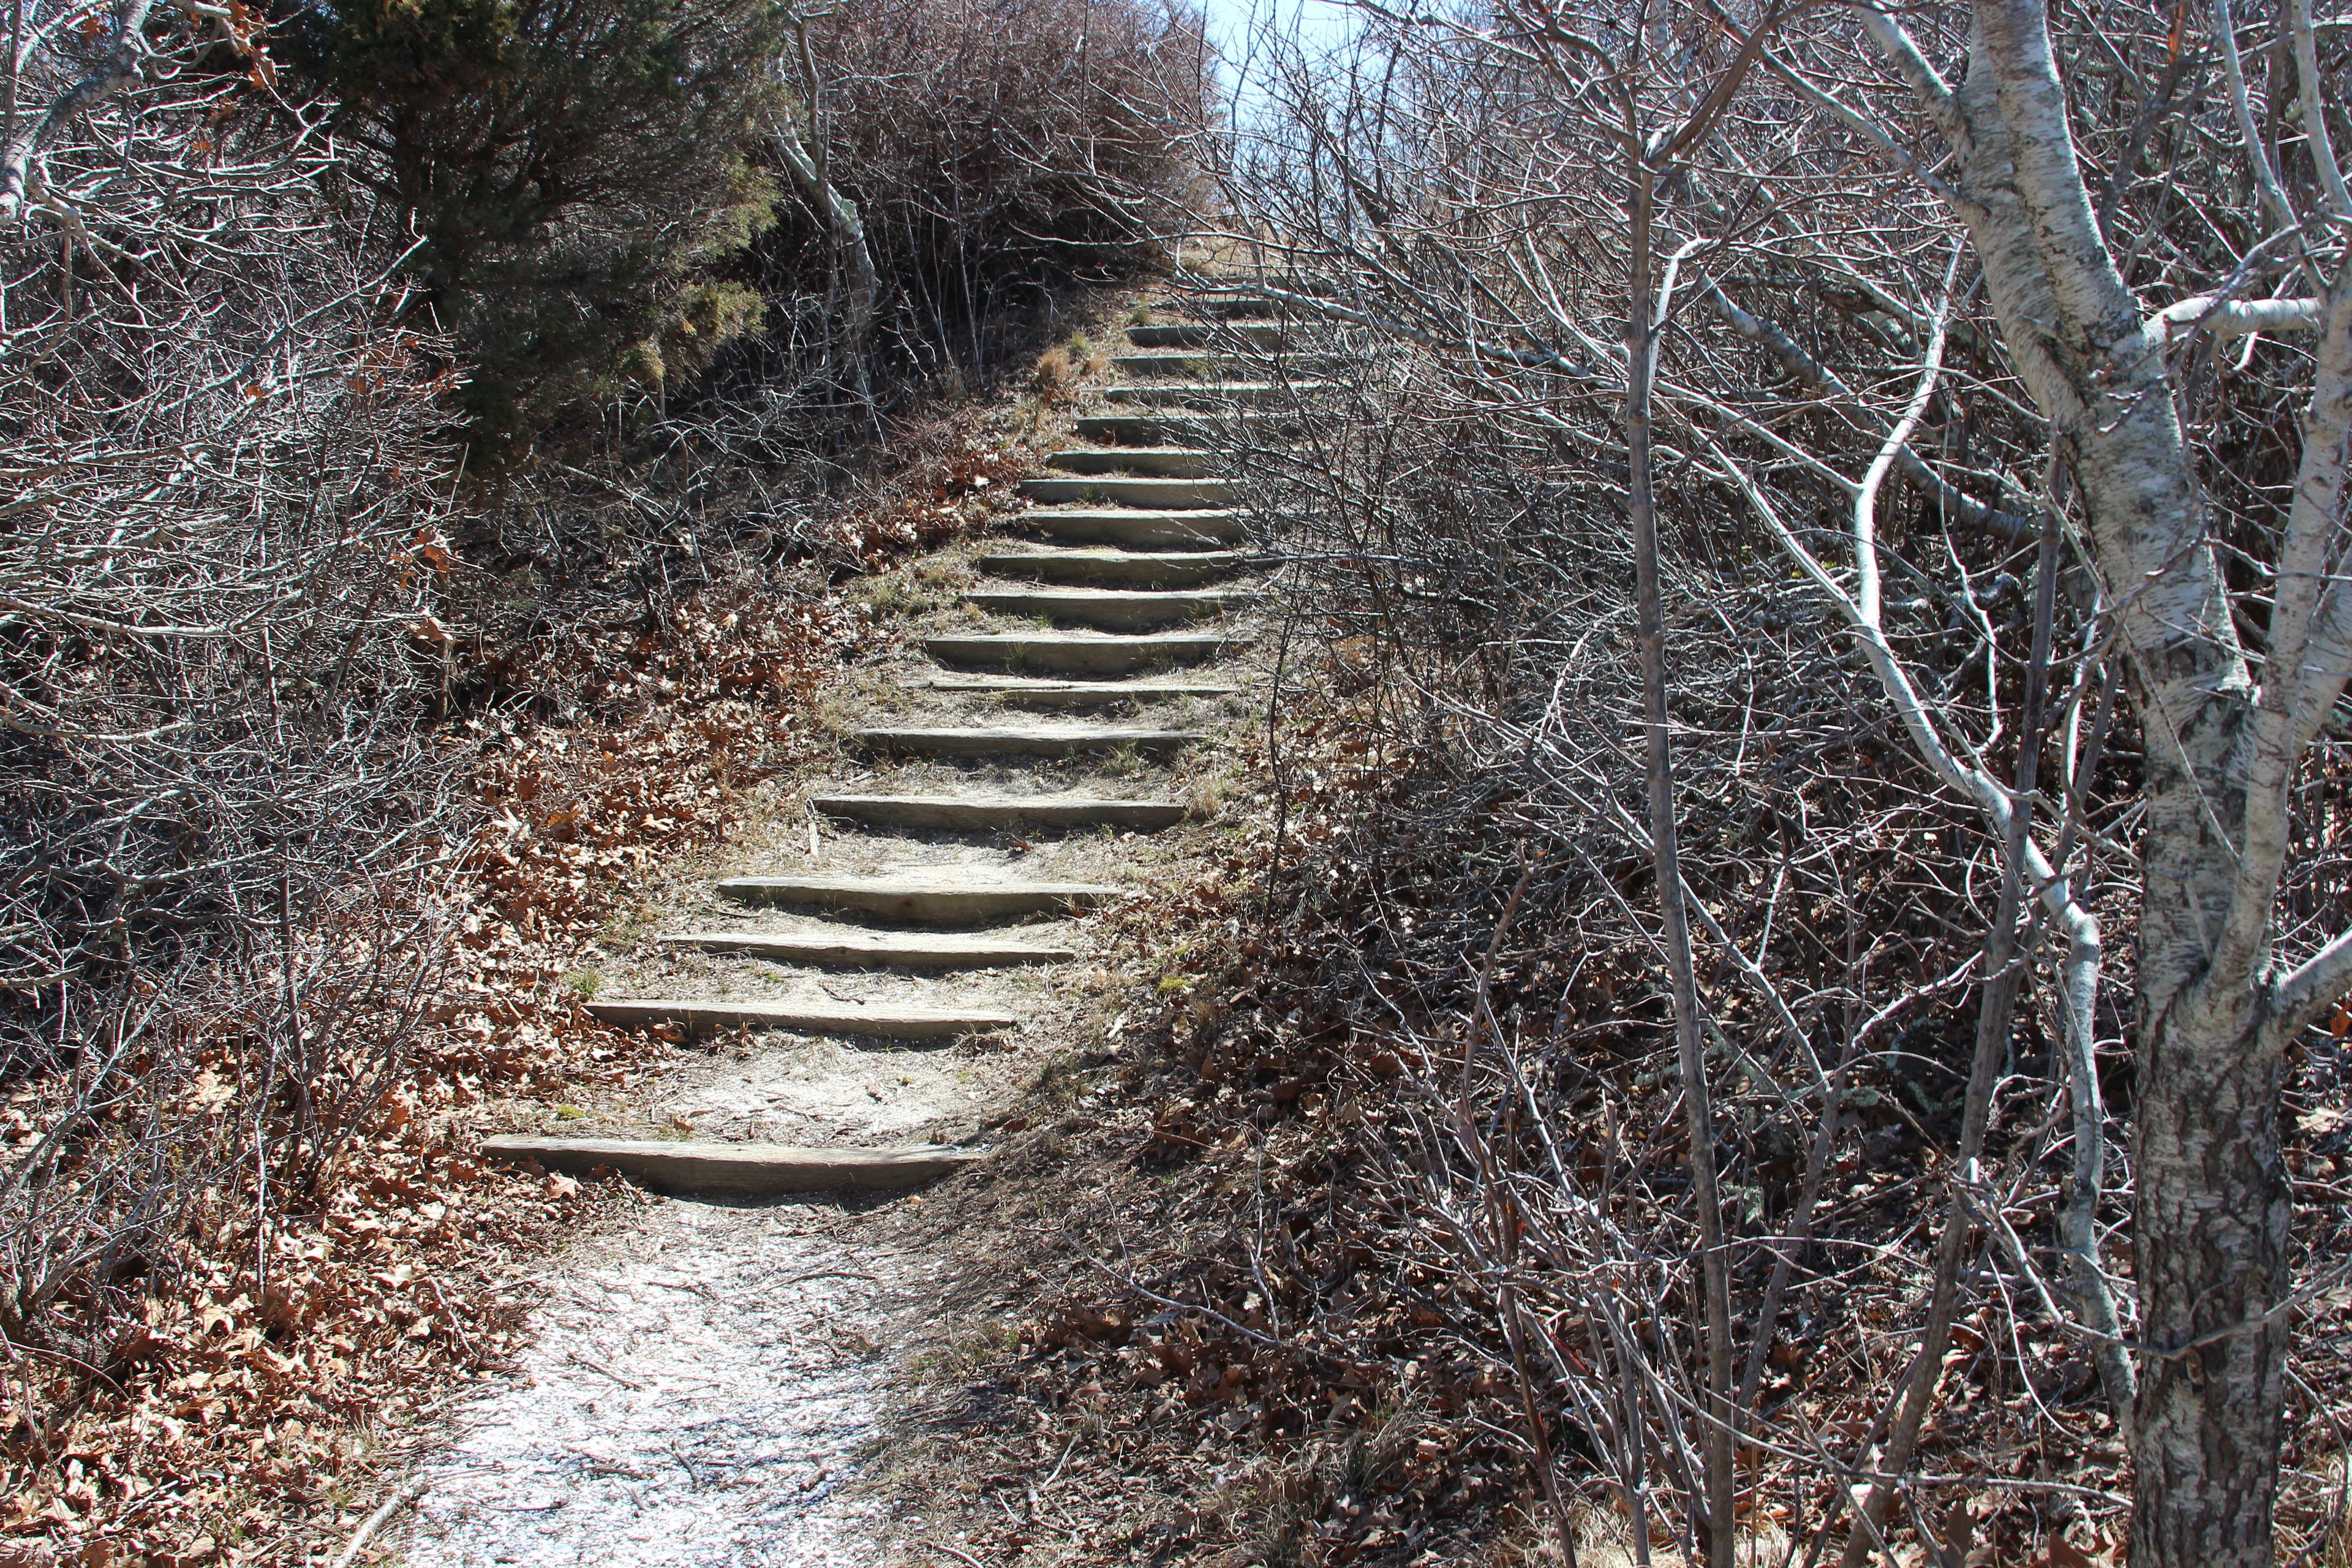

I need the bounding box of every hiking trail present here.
[396,276,1314,1565]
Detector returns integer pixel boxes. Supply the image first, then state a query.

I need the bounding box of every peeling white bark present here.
[1843,0,2352,1559]
[2152,295,2324,341]
[0,0,153,221]
[774,17,880,393]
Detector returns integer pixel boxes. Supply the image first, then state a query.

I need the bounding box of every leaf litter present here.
[0,415,1040,1566]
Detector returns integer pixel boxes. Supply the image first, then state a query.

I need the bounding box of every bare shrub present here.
[1105,0,2352,1559]
[776,0,1211,382]
[0,0,461,1387]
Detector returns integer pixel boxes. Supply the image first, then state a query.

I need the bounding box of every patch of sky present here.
[1190,0,1363,127]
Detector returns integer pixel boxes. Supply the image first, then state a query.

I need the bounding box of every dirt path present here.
[394,282,1295,1564]
[405,1202,907,1564]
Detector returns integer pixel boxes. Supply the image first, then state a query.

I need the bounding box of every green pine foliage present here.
[280,0,1205,465]
[284,0,791,464]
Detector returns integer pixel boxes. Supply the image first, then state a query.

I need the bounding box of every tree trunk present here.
[1624,153,1736,1567]
[776,17,879,398]
[2130,1008,2290,1566]
[772,119,880,393]
[1943,2,2284,1559]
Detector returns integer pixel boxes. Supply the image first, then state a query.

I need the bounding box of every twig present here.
[427,1277,480,1364]
[330,1479,428,1568]
[1039,1432,1079,1492]
[1086,1251,1363,1371]
[567,1351,646,1390]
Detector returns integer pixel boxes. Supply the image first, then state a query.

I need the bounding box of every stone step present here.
[1189,277,1336,306]
[587,997,1017,1042]
[661,928,1079,968]
[1016,475,1232,508]
[482,1136,979,1195]
[718,874,1121,925]
[1125,322,1287,349]
[813,791,1188,831]
[923,631,1247,677]
[1102,381,1327,409]
[858,725,1207,760]
[1020,507,1247,549]
[976,548,1251,590]
[1187,293,1310,318]
[964,585,1251,632]
[1045,447,1218,478]
[1108,350,1330,378]
[1071,413,1275,446]
[924,674,1237,710]
[1106,350,1241,378]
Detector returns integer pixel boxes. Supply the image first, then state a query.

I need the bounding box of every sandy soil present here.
[403,1197,914,1567]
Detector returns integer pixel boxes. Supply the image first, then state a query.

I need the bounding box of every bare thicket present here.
[798,0,1207,371]
[1,0,464,1381]
[1183,0,2352,1559]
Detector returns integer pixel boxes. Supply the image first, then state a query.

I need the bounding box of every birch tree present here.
[1767,3,2352,1559]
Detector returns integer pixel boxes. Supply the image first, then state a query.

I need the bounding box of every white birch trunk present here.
[1893,1,2352,1559]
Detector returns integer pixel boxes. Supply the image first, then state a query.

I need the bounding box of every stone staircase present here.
[483,286,1300,1196]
